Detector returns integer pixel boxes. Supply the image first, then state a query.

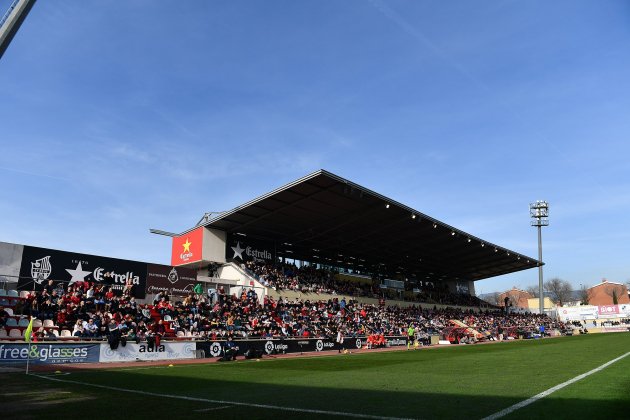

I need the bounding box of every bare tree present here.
[525,286,539,298]
[543,278,573,306]
[505,290,522,307]
[484,292,500,306]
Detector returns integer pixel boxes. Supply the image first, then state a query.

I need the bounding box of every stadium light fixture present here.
[385,204,390,208]
[412,214,416,219]
[149,229,177,237]
[530,200,549,315]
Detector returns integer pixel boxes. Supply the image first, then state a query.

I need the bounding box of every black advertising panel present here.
[146,264,198,297]
[197,338,339,358]
[196,336,409,358]
[17,246,147,298]
[225,234,276,263]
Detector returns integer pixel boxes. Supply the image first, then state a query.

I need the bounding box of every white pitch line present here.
[194,405,232,412]
[483,351,630,420]
[33,374,415,420]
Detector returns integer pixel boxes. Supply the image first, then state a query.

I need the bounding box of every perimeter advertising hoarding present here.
[99,342,196,362]
[197,338,338,357]
[597,304,629,318]
[0,343,100,364]
[558,306,599,321]
[146,264,198,297]
[17,245,147,298]
[225,234,275,264]
[197,336,409,358]
[171,227,204,266]
[558,305,630,321]
[598,305,619,316]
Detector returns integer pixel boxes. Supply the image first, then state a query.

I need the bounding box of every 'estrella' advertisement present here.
[225,234,275,263]
[17,246,147,298]
[171,227,204,266]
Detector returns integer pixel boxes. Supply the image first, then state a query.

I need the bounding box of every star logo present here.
[66,262,91,285]
[231,241,245,260]
[182,238,192,253]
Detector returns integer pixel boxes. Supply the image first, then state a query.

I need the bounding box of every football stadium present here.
[2,170,630,419]
[2,2,630,419]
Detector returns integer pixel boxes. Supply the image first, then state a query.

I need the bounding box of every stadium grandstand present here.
[161,169,540,297]
[0,169,576,355]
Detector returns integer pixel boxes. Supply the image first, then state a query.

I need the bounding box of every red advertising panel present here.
[598,305,619,316]
[171,227,203,266]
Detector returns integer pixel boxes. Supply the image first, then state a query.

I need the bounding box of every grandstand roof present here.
[181,170,539,282]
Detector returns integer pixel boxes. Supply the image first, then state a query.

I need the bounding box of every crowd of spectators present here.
[243,261,491,308]
[1,277,567,345]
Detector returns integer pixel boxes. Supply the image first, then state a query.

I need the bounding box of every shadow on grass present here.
[4,367,627,420]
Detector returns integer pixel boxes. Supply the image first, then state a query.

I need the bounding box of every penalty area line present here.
[482,351,630,420]
[33,374,415,420]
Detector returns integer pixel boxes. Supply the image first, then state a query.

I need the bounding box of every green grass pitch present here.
[3,333,629,419]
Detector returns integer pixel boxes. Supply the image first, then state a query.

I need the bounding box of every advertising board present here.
[225,234,275,264]
[99,342,196,363]
[146,264,198,297]
[18,245,147,298]
[0,343,100,364]
[171,227,204,266]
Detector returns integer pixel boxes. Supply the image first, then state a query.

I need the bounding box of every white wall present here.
[217,263,266,301]
[202,228,226,263]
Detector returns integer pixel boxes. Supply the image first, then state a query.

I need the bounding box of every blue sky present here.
[1,1,629,294]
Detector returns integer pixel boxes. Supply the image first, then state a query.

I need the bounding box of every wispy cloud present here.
[368,0,488,90]
[0,165,72,183]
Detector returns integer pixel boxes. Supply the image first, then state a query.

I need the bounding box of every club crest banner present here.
[146,264,198,297]
[17,246,147,298]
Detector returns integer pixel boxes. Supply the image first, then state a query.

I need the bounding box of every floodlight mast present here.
[530,201,549,315]
[0,0,37,60]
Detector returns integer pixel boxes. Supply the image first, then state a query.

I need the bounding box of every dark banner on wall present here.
[17,246,147,298]
[146,264,198,297]
[225,234,276,263]
[0,343,100,364]
[196,336,409,358]
[197,337,338,358]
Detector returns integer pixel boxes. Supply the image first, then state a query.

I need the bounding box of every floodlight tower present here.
[530,200,549,314]
[0,0,37,60]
